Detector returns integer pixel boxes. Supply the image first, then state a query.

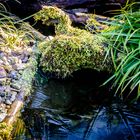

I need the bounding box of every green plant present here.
[0,12,34,51]
[102,2,140,99]
[0,123,12,140]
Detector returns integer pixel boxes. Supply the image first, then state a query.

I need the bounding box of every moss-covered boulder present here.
[34,6,111,77]
[39,34,111,77]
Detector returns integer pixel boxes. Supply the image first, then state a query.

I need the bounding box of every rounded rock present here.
[11,83,21,90]
[9,70,19,79]
[0,112,7,122]
[0,92,5,97]
[5,99,12,105]
[0,67,7,78]
[10,91,17,102]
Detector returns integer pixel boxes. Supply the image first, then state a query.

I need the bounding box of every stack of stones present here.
[0,42,36,122]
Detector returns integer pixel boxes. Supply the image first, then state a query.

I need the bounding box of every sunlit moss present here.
[34,6,71,35]
[0,123,12,140]
[35,6,111,77]
[40,34,111,77]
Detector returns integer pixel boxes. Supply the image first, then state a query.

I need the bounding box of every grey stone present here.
[10,91,17,102]
[0,51,5,58]
[0,92,5,97]
[21,56,29,63]
[5,99,12,105]
[4,86,11,93]
[6,92,12,98]
[0,67,7,78]
[11,83,21,90]
[0,78,6,85]
[9,70,19,80]
[0,86,5,92]
[12,64,26,70]
[0,96,2,103]
[0,112,7,122]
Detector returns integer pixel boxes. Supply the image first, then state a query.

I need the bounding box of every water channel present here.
[14,70,140,140]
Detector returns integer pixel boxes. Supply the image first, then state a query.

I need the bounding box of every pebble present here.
[1,56,9,65]
[12,63,25,70]
[6,105,11,109]
[11,82,21,90]
[0,97,2,103]
[10,91,17,102]
[0,78,7,86]
[5,99,12,105]
[4,86,11,93]
[21,56,29,63]
[0,92,5,97]
[9,70,19,80]
[3,64,13,73]
[0,51,5,58]
[0,86,5,92]
[0,67,7,78]
[0,112,7,122]
[0,36,32,122]
[6,92,12,99]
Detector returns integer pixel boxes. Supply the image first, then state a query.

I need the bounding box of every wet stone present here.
[0,78,7,86]
[0,96,2,103]
[12,64,26,70]
[24,49,32,55]
[8,57,16,65]
[8,70,19,80]
[6,92,12,98]
[10,91,17,102]
[6,105,11,109]
[11,83,21,90]
[4,86,11,93]
[21,56,29,63]
[0,51,5,58]
[1,56,8,63]
[0,86,5,92]
[5,99,12,105]
[0,112,7,122]
[4,64,13,73]
[0,67,7,78]
[0,92,5,97]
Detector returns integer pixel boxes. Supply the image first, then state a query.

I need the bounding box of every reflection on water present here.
[14,76,140,140]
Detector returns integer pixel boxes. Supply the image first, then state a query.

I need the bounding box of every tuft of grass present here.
[102,2,140,100]
[0,8,34,51]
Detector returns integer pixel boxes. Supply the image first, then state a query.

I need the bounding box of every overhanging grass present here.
[102,2,140,100]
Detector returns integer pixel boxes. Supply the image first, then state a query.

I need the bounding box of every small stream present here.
[14,70,140,140]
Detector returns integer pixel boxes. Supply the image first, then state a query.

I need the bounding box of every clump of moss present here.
[86,15,109,33]
[34,6,71,35]
[40,34,111,77]
[35,6,111,77]
[0,123,12,140]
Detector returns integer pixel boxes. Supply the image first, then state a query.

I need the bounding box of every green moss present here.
[34,6,71,35]
[0,123,12,140]
[35,6,111,77]
[85,15,109,33]
[40,34,111,77]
